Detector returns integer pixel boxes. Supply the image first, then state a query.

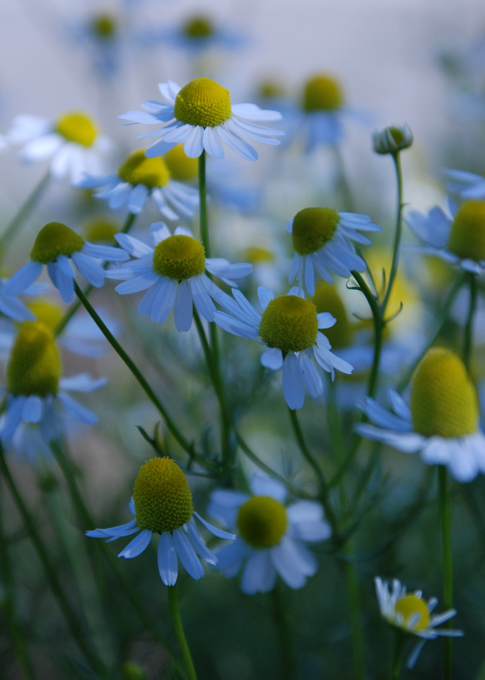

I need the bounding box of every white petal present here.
[260,347,283,371]
[257,286,275,310]
[250,474,287,503]
[57,391,97,425]
[185,518,218,565]
[216,126,258,161]
[241,551,276,594]
[203,127,225,158]
[271,536,307,589]
[118,529,152,558]
[184,126,204,158]
[173,529,204,580]
[173,280,193,331]
[151,278,177,324]
[127,184,149,214]
[282,353,305,410]
[194,512,237,540]
[115,233,153,258]
[5,261,43,296]
[158,533,178,586]
[71,252,105,288]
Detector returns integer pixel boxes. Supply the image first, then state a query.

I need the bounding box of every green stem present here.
[439,466,453,680]
[463,272,477,371]
[342,558,365,680]
[0,171,50,250]
[198,151,210,257]
[351,271,383,399]
[270,585,296,680]
[381,153,404,317]
[390,630,405,680]
[168,584,198,680]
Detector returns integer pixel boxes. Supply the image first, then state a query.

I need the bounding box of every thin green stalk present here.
[168,584,198,680]
[198,151,210,256]
[381,153,404,316]
[439,466,453,680]
[54,212,137,337]
[0,446,111,678]
[351,271,383,399]
[270,585,296,680]
[0,171,50,249]
[463,272,477,371]
[390,630,405,680]
[342,559,365,680]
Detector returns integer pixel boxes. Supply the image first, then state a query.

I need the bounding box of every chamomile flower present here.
[375,577,463,668]
[214,286,353,410]
[0,321,106,445]
[75,148,199,220]
[157,14,246,54]
[106,223,251,331]
[5,222,129,304]
[406,199,485,275]
[86,457,235,586]
[286,207,380,295]
[6,112,112,182]
[373,125,413,155]
[446,168,485,199]
[356,348,485,482]
[119,77,283,161]
[208,474,331,594]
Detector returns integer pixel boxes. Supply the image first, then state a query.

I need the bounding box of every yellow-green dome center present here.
[183,16,214,39]
[163,145,199,182]
[118,150,171,188]
[152,235,205,280]
[292,207,340,256]
[84,218,118,245]
[174,78,232,128]
[395,595,431,631]
[312,282,351,349]
[91,13,117,40]
[260,295,318,352]
[55,112,98,147]
[7,322,61,397]
[302,75,344,113]
[237,496,288,549]
[448,200,485,262]
[30,222,85,264]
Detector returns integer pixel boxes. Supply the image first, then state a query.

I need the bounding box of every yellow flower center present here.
[243,246,275,264]
[237,496,288,549]
[27,299,64,331]
[302,75,344,113]
[411,348,478,438]
[260,295,318,353]
[395,595,430,631]
[183,16,214,39]
[312,282,352,349]
[163,145,199,182]
[55,112,98,147]
[133,458,193,533]
[258,80,285,100]
[448,200,485,262]
[90,13,117,40]
[118,150,171,189]
[7,322,61,397]
[152,235,205,280]
[292,207,340,256]
[30,222,85,264]
[84,218,118,244]
[174,78,232,128]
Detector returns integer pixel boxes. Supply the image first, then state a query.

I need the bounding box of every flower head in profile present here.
[214,286,353,410]
[75,148,198,220]
[356,347,485,482]
[406,199,485,275]
[375,577,463,668]
[87,457,235,586]
[119,77,283,161]
[373,124,413,155]
[106,222,251,331]
[287,207,381,295]
[5,222,129,304]
[208,474,331,594]
[6,112,112,182]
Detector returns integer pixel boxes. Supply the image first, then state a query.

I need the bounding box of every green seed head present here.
[7,322,61,397]
[260,295,318,352]
[118,150,171,189]
[152,235,205,280]
[448,200,485,262]
[302,74,344,113]
[237,496,288,549]
[174,78,232,128]
[30,222,85,264]
[291,207,340,256]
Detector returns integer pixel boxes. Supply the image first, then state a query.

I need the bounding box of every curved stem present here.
[381,153,404,316]
[439,466,453,680]
[351,271,383,399]
[463,272,477,371]
[168,584,198,680]
[0,171,50,250]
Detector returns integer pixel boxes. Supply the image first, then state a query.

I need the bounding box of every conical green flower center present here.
[395,595,430,631]
[174,78,232,128]
[183,16,214,39]
[55,112,98,147]
[27,299,64,332]
[118,150,171,188]
[312,282,351,349]
[237,496,288,549]
[448,200,485,262]
[30,222,85,264]
[91,13,117,40]
[133,458,193,533]
[152,235,205,280]
[292,207,340,256]
[7,322,61,397]
[84,218,118,245]
[411,348,478,438]
[260,295,318,352]
[164,145,198,182]
[302,75,344,112]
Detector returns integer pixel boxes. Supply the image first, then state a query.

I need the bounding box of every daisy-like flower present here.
[86,457,235,586]
[105,222,251,331]
[1,321,106,445]
[446,168,485,199]
[406,199,485,275]
[4,222,129,304]
[208,474,331,595]
[373,124,413,155]
[375,577,463,668]
[214,286,353,410]
[356,347,485,482]
[286,207,381,296]
[119,77,283,161]
[157,14,246,54]
[6,112,112,182]
[75,148,198,220]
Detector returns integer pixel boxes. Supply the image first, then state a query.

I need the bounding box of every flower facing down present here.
[208,475,331,594]
[119,77,283,161]
[5,222,129,304]
[6,112,112,182]
[105,222,251,331]
[214,286,353,409]
[375,577,463,668]
[87,458,235,586]
[286,207,380,295]
[356,348,485,482]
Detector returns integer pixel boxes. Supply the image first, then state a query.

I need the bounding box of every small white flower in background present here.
[286,207,381,295]
[87,458,235,586]
[4,222,129,304]
[6,112,112,183]
[75,148,199,220]
[105,222,251,331]
[446,168,485,199]
[154,13,246,54]
[214,286,353,410]
[356,348,485,482]
[119,77,283,161]
[208,474,331,594]
[375,577,463,668]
